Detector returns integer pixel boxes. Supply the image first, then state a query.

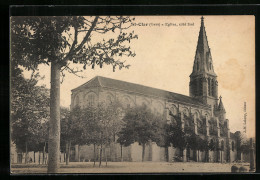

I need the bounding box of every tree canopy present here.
[10,16,138,72]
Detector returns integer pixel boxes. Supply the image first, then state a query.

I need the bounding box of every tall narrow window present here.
[208,78,211,96]
[221,140,224,151]
[199,78,203,96]
[106,95,113,105]
[211,80,214,96]
[193,80,197,96]
[88,94,95,106]
[123,97,130,109]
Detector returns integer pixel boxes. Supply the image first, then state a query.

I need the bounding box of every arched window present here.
[193,80,197,96]
[211,80,214,96]
[210,139,214,145]
[221,140,224,151]
[123,97,131,109]
[197,60,199,71]
[208,78,211,96]
[87,94,95,107]
[170,106,178,116]
[75,96,79,106]
[199,78,203,96]
[232,141,235,151]
[106,95,113,105]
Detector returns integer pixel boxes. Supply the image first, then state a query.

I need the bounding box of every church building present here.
[70,17,238,163]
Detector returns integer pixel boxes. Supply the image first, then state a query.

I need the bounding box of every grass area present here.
[11,161,251,174]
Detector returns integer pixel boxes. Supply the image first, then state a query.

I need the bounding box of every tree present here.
[60,106,85,165]
[11,16,138,173]
[155,121,171,162]
[94,102,124,167]
[196,136,209,162]
[117,105,161,162]
[80,106,101,166]
[167,113,187,161]
[234,131,244,161]
[186,133,199,161]
[11,63,50,164]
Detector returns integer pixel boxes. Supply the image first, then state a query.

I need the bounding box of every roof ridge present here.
[73,76,209,108]
[71,76,101,91]
[97,76,196,99]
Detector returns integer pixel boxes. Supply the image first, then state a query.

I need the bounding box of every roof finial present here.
[219,95,222,100]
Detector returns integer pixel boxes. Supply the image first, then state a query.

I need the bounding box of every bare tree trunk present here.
[93,144,96,167]
[121,145,123,162]
[42,142,46,165]
[99,144,102,167]
[165,146,169,162]
[198,150,200,162]
[142,144,145,162]
[33,151,35,163]
[66,141,71,165]
[47,62,61,173]
[25,141,28,164]
[105,146,107,167]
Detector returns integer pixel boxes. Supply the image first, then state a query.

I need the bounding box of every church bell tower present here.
[189,17,218,110]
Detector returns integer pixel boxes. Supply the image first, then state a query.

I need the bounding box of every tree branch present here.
[74,16,99,54]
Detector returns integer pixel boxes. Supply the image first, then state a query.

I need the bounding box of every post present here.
[142,144,145,162]
[75,145,79,162]
[25,142,28,164]
[121,145,123,162]
[183,149,187,162]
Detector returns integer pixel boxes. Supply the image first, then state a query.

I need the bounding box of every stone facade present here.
[70,17,238,163]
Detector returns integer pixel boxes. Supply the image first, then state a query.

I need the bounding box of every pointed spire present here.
[190,16,216,77]
[218,96,226,113]
[197,16,209,53]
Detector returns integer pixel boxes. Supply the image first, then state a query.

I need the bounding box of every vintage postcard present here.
[10,15,255,173]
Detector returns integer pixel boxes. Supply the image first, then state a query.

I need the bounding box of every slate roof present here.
[72,76,210,108]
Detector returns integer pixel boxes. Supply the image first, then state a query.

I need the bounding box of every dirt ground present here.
[11,161,251,174]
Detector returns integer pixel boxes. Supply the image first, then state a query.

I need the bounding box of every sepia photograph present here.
[10,15,255,174]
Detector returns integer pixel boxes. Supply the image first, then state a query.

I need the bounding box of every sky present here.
[23,16,255,138]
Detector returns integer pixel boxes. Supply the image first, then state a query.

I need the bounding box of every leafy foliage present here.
[117,105,161,146]
[10,16,138,73]
[11,65,50,153]
[166,114,187,151]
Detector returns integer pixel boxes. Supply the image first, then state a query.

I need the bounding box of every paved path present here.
[11,162,250,174]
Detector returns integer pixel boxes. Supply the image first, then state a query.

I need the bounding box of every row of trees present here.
[62,104,230,164]
[60,101,124,167]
